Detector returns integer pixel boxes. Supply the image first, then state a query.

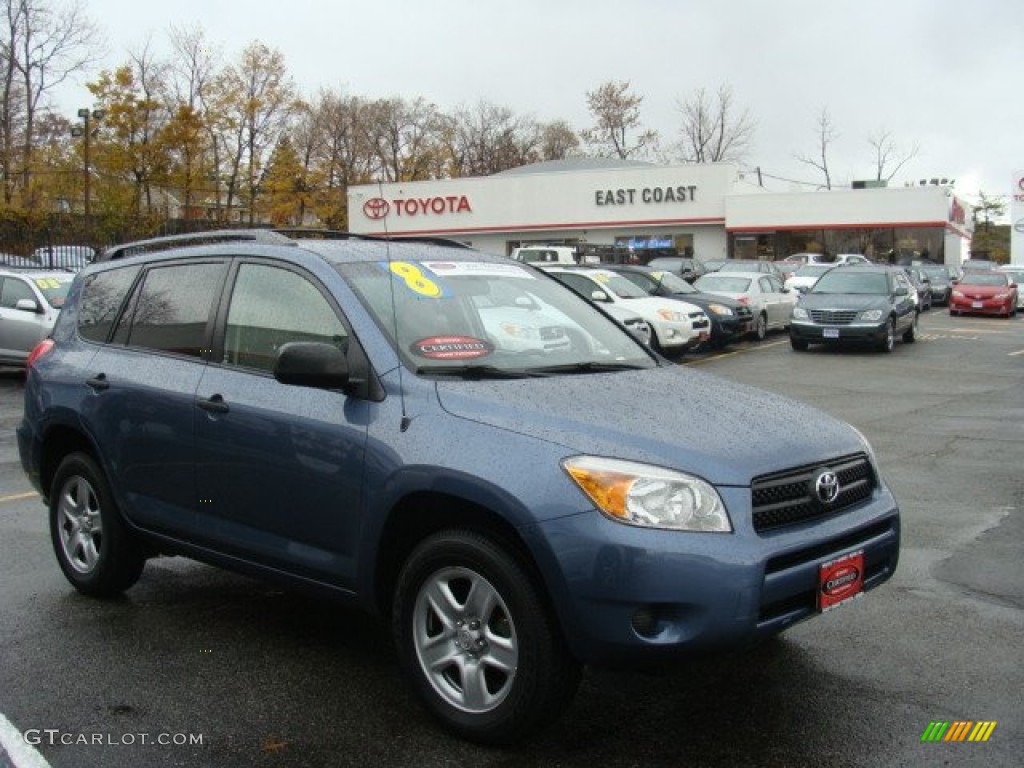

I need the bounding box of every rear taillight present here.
[26,339,54,368]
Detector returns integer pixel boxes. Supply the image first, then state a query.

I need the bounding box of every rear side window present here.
[78,266,141,342]
[119,263,226,357]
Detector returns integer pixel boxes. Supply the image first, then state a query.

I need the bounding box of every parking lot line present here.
[687,339,789,365]
[0,491,37,504]
[1009,349,1024,357]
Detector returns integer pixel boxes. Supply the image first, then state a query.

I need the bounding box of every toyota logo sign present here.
[814,470,841,504]
[363,197,390,220]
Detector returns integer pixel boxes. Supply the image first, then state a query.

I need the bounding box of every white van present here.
[510,246,578,265]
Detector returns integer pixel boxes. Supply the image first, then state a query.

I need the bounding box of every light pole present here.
[71,108,104,216]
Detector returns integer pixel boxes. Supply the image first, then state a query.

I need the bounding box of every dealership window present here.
[729,227,946,263]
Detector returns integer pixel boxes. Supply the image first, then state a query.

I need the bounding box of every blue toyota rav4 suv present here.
[18,230,900,744]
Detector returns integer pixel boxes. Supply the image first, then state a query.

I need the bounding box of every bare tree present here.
[1,0,102,208]
[867,127,919,182]
[364,96,443,182]
[440,101,541,177]
[674,84,754,164]
[795,107,839,190]
[538,119,579,161]
[973,191,1005,232]
[580,80,657,160]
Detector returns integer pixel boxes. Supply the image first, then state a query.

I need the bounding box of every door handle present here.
[85,373,109,391]
[196,394,230,414]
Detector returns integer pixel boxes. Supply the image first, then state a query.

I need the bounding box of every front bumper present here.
[789,319,888,345]
[949,296,1014,316]
[526,484,900,666]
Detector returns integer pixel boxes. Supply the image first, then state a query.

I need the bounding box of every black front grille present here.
[808,309,859,325]
[751,453,876,533]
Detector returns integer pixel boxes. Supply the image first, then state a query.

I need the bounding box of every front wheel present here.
[903,312,918,343]
[749,313,767,341]
[878,318,896,353]
[49,453,145,597]
[392,530,581,745]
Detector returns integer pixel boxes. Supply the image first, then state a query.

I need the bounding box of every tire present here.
[790,337,808,351]
[903,312,918,343]
[750,313,767,341]
[878,318,896,353]
[392,530,582,745]
[49,453,145,597]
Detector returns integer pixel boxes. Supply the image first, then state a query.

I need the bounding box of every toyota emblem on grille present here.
[363,197,390,220]
[815,470,840,504]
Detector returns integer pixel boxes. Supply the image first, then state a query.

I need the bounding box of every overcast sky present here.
[54,0,1022,207]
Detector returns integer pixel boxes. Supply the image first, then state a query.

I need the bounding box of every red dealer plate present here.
[818,550,864,611]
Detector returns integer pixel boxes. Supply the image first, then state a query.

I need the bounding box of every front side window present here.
[121,262,226,357]
[0,277,34,308]
[223,264,348,372]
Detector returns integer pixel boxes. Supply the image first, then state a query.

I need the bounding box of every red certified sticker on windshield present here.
[411,336,494,360]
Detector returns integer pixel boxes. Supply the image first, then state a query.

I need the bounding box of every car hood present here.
[434,366,867,487]
[798,293,891,311]
[669,291,748,311]
[955,284,1007,297]
[615,295,702,317]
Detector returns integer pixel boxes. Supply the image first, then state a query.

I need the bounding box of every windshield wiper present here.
[530,361,650,375]
[415,364,549,379]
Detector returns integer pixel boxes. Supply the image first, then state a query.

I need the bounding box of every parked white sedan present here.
[693,272,797,340]
[784,264,834,294]
[543,266,710,353]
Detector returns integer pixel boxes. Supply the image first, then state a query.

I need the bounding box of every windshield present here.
[337,259,655,375]
[30,274,74,308]
[645,270,694,293]
[920,267,949,281]
[811,271,889,295]
[695,274,752,293]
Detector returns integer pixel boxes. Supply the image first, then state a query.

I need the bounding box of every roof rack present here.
[94,227,473,264]
[95,229,295,262]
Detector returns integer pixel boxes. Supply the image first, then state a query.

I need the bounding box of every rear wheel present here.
[50,453,145,597]
[392,530,581,745]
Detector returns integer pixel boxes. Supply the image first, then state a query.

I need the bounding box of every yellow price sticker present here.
[389,261,442,298]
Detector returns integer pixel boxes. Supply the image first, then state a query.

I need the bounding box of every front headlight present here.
[707,303,734,316]
[656,308,686,322]
[951,290,964,298]
[859,309,884,321]
[562,456,732,532]
[792,306,808,319]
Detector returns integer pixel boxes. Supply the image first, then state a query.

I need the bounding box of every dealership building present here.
[348,159,974,266]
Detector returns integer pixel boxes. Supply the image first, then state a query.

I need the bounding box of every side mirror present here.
[15,298,41,313]
[274,341,351,390]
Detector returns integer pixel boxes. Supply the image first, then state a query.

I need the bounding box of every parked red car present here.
[949,272,1018,317]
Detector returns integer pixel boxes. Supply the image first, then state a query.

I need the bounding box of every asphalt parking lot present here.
[1,309,1022,768]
